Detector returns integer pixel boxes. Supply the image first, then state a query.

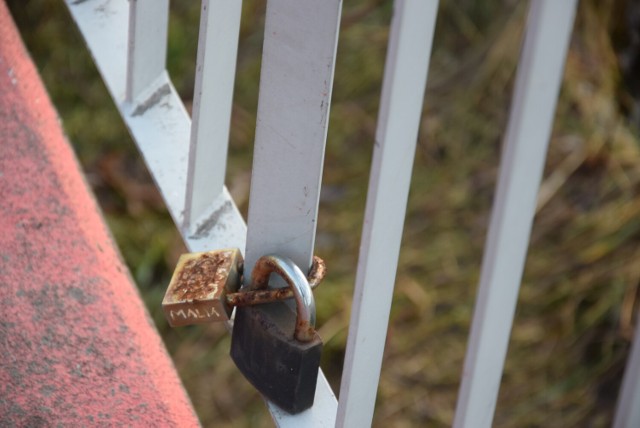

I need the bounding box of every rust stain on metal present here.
[189,201,233,239]
[172,251,229,302]
[295,319,316,343]
[308,255,326,289]
[227,287,292,307]
[226,255,326,307]
[162,249,242,327]
[163,252,325,327]
[249,255,280,291]
[243,255,321,342]
[131,83,171,117]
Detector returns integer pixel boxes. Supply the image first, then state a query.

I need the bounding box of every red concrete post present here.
[0,2,200,425]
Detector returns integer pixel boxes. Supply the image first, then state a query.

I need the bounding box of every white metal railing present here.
[62,0,640,426]
[184,0,242,233]
[453,2,578,426]
[336,1,438,426]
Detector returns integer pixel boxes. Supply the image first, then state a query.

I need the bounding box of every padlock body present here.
[231,302,322,414]
[162,248,242,326]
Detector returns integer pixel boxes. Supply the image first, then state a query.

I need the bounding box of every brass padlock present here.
[230,255,323,414]
[162,248,243,326]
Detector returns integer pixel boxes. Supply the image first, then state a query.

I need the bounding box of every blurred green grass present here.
[7,0,640,426]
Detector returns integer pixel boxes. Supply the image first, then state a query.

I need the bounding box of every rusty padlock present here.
[230,255,322,414]
[162,248,243,326]
[162,249,326,327]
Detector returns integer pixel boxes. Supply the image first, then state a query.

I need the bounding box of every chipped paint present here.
[190,200,233,239]
[131,82,171,116]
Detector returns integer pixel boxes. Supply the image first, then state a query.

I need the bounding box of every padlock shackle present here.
[250,255,316,342]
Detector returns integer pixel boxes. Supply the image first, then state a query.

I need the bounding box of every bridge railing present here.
[62,0,640,426]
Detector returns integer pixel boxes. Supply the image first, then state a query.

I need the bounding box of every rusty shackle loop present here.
[250,255,316,342]
[307,256,326,289]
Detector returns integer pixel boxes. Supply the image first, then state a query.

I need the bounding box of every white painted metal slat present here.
[184,0,243,232]
[126,0,170,102]
[242,1,343,425]
[244,0,343,279]
[67,0,128,101]
[335,1,439,426]
[452,1,578,427]
[65,0,247,253]
[614,318,640,427]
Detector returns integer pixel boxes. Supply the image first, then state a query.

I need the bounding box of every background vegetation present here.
[7,0,640,426]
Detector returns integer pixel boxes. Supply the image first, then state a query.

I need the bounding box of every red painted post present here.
[0,2,199,425]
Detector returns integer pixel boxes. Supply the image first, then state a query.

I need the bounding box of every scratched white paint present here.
[243,0,343,285]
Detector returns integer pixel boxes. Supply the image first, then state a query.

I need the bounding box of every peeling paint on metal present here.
[131,82,171,116]
[190,200,233,239]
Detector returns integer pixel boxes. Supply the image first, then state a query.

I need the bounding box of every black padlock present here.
[230,255,322,414]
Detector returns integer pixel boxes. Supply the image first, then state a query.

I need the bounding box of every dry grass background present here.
[7,0,640,426]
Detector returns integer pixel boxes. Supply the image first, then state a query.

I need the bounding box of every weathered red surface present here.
[0,3,200,426]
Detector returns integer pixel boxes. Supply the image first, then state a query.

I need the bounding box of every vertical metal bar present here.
[126,0,170,102]
[242,0,342,425]
[614,320,640,428]
[244,0,342,277]
[453,1,577,427]
[335,1,438,426]
[184,0,243,231]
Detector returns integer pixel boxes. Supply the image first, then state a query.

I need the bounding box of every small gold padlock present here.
[162,248,243,327]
